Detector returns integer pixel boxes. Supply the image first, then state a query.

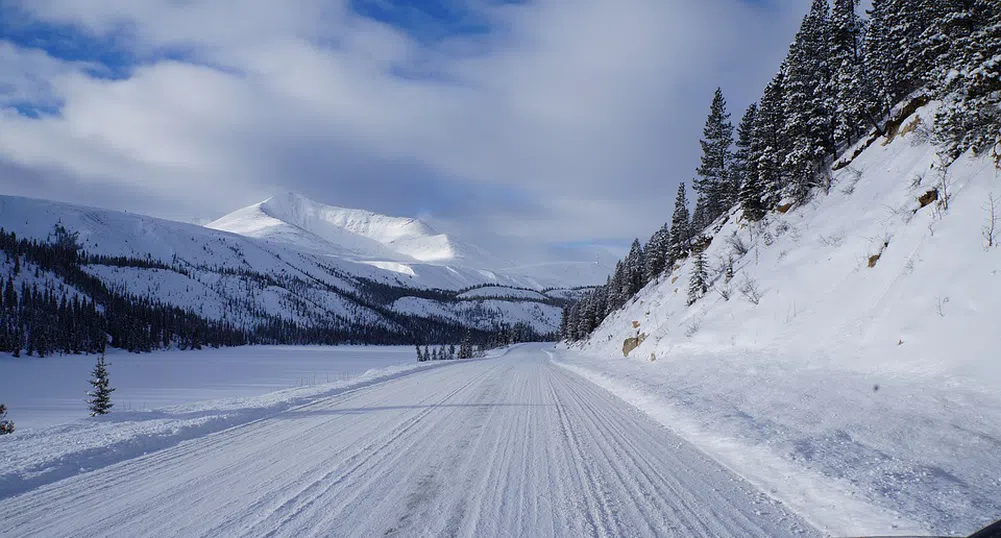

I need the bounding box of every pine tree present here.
[755,72,790,209]
[643,224,670,282]
[687,245,709,307]
[460,333,473,359]
[448,343,456,360]
[933,1,1001,160]
[0,403,14,435]
[867,0,937,105]
[416,344,424,362]
[736,104,767,222]
[669,183,692,262]
[783,0,836,202]
[624,239,646,296]
[559,307,570,341]
[694,88,736,224]
[87,353,114,417]
[830,0,872,145]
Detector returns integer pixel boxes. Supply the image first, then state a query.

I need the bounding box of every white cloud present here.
[0,0,807,262]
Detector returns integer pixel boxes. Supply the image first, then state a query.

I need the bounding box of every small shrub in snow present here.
[819,232,845,247]
[935,158,952,212]
[684,318,702,338]
[0,404,14,435]
[909,121,934,147]
[935,297,950,318]
[726,233,749,257]
[739,275,762,305]
[841,167,863,196]
[717,283,731,301]
[775,222,791,237]
[984,193,998,249]
[762,230,775,246]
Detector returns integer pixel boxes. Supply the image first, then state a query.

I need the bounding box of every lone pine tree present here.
[687,244,710,307]
[0,403,14,435]
[694,88,736,227]
[669,183,692,263]
[88,354,114,417]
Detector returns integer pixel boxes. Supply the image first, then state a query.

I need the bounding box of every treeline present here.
[0,226,248,355]
[0,225,555,356]
[563,0,1000,343]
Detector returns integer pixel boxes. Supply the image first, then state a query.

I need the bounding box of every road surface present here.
[1,345,820,537]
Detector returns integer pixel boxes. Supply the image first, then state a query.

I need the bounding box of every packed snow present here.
[0,345,820,538]
[568,104,1001,536]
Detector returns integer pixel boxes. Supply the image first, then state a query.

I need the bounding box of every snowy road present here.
[1,345,819,538]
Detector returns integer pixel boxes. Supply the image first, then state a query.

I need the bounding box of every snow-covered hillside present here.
[0,195,569,343]
[207,192,609,289]
[207,191,484,264]
[564,103,1001,535]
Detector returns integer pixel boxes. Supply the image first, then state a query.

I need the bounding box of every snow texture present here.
[0,350,447,500]
[0,345,820,538]
[0,193,588,335]
[569,104,1001,537]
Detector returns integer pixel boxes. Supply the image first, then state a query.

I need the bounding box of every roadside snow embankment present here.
[553,349,1001,537]
[0,360,445,500]
[567,103,1001,537]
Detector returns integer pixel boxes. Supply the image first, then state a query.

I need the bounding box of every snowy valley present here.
[0,192,607,354]
[1,0,1000,537]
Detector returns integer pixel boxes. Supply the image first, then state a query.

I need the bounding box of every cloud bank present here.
[0,0,806,263]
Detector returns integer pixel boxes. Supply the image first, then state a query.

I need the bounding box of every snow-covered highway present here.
[0,345,819,538]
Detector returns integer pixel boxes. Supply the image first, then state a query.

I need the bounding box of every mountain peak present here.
[207,193,487,265]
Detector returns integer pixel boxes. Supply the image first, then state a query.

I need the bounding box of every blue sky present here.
[0,0,808,263]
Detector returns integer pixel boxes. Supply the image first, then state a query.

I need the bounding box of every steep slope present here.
[563,103,1001,535]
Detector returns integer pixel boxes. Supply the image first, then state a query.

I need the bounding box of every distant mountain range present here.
[0,193,609,352]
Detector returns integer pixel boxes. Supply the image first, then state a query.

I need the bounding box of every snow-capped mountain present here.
[0,194,581,346]
[207,192,504,267]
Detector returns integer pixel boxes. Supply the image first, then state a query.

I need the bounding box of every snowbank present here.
[570,104,1001,536]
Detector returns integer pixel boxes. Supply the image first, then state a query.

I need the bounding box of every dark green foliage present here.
[754,73,791,210]
[783,0,837,202]
[88,354,114,417]
[736,104,767,222]
[694,88,737,226]
[643,224,671,283]
[669,183,692,262]
[933,0,1001,160]
[687,246,709,307]
[0,404,14,435]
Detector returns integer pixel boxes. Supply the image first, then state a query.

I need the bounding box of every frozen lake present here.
[0,346,417,430]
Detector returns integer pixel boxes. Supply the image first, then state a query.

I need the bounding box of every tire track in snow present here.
[0,345,821,538]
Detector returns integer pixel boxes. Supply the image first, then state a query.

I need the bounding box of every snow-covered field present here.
[0,346,418,430]
[0,345,820,538]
